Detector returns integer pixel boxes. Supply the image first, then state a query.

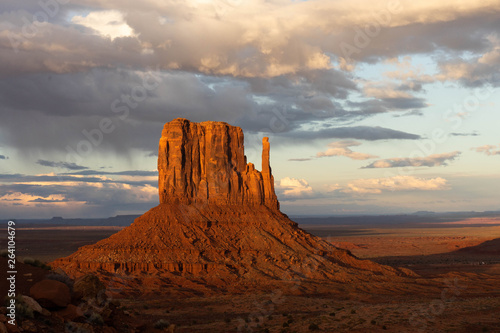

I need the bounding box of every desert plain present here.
[2,217,499,333]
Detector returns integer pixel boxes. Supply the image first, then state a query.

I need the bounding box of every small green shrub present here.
[16,298,34,321]
[153,319,170,329]
[88,313,104,326]
[46,273,74,291]
[65,322,91,333]
[308,323,320,331]
[23,257,51,270]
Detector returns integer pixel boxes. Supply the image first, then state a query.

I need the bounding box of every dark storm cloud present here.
[393,110,424,117]
[37,159,88,170]
[334,13,498,63]
[246,69,357,100]
[0,70,257,154]
[29,198,69,203]
[282,126,420,141]
[0,173,157,187]
[346,97,428,114]
[64,170,157,176]
[362,151,461,168]
[0,67,421,155]
[450,132,479,137]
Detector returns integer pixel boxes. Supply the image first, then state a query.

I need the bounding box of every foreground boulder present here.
[29,280,70,308]
[52,118,414,294]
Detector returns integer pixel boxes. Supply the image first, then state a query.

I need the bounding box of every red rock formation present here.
[158,118,278,209]
[30,280,71,308]
[52,118,414,294]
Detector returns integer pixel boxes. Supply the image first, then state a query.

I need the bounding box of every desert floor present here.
[2,221,500,332]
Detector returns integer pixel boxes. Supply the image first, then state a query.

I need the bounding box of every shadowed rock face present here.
[52,118,414,294]
[158,118,279,209]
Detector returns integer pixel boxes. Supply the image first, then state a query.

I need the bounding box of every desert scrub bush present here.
[154,319,171,329]
[65,322,91,333]
[88,313,104,326]
[23,257,51,270]
[16,296,34,321]
[2,295,34,321]
[308,323,320,331]
[46,273,74,291]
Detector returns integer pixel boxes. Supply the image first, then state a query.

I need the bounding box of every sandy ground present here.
[305,225,500,278]
[1,222,499,332]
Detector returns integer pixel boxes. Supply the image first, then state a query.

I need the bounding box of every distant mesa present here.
[52,118,414,294]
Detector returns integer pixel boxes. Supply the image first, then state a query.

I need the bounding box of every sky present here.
[0,0,499,218]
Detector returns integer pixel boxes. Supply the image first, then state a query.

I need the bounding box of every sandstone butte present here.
[52,118,416,295]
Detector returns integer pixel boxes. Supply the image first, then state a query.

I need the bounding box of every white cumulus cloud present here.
[72,10,136,39]
[316,140,379,160]
[472,144,500,156]
[343,175,449,194]
[275,177,313,198]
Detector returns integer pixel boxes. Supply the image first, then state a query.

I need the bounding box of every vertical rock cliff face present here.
[158,118,279,209]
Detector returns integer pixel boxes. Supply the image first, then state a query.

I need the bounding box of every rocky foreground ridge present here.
[52,118,415,294]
